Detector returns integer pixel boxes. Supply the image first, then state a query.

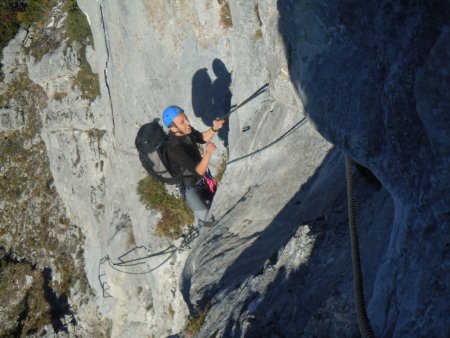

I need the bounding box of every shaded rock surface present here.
[277,1,450,336]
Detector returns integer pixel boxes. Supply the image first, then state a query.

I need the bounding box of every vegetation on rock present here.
[23,0,60,62]
[72,49,100,101]
[183,307,210,337]
[1,0,100,102]
[0,0,98,329]
[215,153,228,184]
[65,0,93,45]
[218,0,233,29]
[65,0,100,101]
[0,67,91,336]
[137,176,194,239]
[0,1,23,65]
[0,252,51,336]
[0,0,55,79]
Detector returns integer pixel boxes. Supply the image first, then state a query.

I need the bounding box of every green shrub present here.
[0,0,53,72]
[72,46,100,101]
[0,0,56,63]
[18,0,53,30]
[0,0,99,101]
[184,308,209,337]
[65,0,92,45]
[64,0,99,101]
[0,0,55,53]
[137,176,194,239]
[0,2,22,61]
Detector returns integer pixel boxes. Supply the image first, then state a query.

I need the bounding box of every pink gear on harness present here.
[203,170,218,194]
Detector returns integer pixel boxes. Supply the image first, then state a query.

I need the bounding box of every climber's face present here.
[170,112,192,135]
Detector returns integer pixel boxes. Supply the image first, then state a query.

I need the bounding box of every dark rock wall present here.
[278,1,450,336]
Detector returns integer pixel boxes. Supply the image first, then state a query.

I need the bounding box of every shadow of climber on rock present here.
[192,58,232,147]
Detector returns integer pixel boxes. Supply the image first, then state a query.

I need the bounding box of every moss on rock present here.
[137,176,194,239]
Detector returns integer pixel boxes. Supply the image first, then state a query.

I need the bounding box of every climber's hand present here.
[205,142,216,155]
[212,118,225,131]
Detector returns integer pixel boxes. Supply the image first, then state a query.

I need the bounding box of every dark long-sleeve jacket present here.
[165,128,205,187]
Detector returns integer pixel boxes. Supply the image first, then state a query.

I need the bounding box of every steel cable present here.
[345,156,376,338]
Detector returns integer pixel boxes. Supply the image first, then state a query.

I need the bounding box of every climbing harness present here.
[345,156,376,338]
[198,169,218,196]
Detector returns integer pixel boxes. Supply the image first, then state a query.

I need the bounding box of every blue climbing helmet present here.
[162,105,183,127]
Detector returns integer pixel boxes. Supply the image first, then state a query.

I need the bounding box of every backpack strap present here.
[158,136,183,186]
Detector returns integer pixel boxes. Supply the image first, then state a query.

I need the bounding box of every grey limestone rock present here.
[2,0,447,336]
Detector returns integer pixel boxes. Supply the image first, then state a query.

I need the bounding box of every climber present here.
[162,105,225,223]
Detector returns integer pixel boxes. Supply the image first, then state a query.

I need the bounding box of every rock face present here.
[76,0,449,337]
[277,1,450,336]
[0,24,109,338]
[1,0,448,337]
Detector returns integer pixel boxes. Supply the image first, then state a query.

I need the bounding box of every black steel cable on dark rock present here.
[345,156,376,338]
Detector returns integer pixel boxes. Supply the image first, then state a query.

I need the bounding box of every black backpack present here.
[135,118,179,185]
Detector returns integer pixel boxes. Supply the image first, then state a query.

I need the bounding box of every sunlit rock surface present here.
[2,0,448,336]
